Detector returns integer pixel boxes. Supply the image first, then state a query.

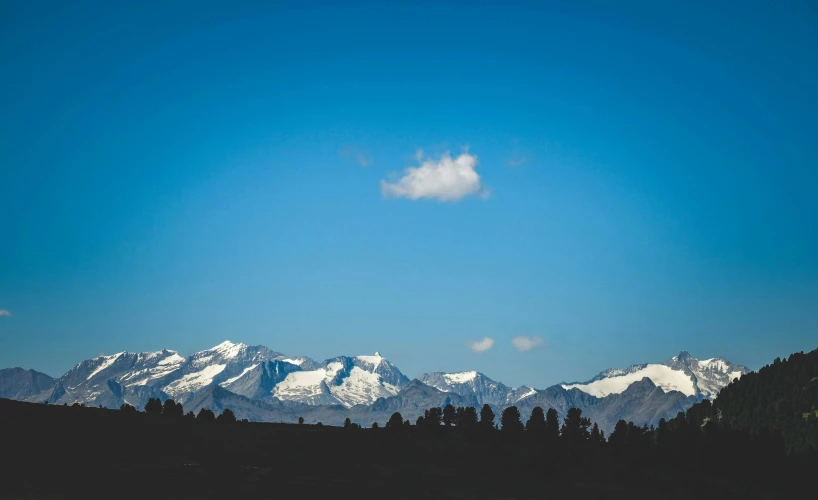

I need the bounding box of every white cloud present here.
[381,150,487,201]
[512,335,543,352]
[0,309,11,317]
[469,337,495,353]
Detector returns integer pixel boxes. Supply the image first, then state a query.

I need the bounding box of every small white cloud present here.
[381,150,487,201]
[512,335,544,352]
[469,337,495,353]
[0,309,11,317]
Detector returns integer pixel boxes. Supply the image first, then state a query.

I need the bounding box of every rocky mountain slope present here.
[418,371,535,406]
[0,368,56,400]
[0,343,748,432]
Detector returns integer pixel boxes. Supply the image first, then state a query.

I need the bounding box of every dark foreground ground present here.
[0,398,813,500]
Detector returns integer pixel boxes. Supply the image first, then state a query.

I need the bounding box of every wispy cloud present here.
[512,335,543,352]
[356,153,371,167]
[340,147,373,167]
[381,150,488,202]
[507,156,527,167]
[506,137,530,168]
[469,337,495,353]
[0,309,11,317]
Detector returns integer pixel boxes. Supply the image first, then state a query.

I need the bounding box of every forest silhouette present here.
[2,347,816,499]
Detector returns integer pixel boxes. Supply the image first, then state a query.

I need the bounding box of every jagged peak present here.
[673,350,695,362]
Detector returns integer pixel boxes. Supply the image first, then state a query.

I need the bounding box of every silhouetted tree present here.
[416,415,425,426]
[119,403,136,413]
[461,406,479,430]
[656,418,670,453]
[217,408,236,423]
[298,416,304,425]
[372,422,379,429]
[561,407,591,444]
[197,408,215,421]
[480,404,495,430]
[162,399,182,418]
[545,408,560,442]
[184,411,195,421]
[443,404,456,426]
[344,417,352,428]
[388,412,404,430]
[455,406,465,426]
[608,419,629,451]
[526,407,546,434]
[145,397,162,416]
[425,407,443,427]
[590,422,604,444]
[501,406,524,433]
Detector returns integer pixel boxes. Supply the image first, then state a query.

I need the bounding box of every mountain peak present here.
[675,350,693,361]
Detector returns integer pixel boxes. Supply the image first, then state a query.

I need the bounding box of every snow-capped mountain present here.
[14,342,409,410]
[50,348,188,407]
[156,341,286,401]
[269,353,410,408]
[418,371,535,406]
[562,350,748,399]
[2,345,749,432]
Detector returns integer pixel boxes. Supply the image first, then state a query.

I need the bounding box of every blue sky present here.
[1,1,816,387]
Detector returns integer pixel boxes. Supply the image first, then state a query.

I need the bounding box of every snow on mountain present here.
[511,386,537,402]
[562,365,697,397]
[271,353,410,408]
[4,344,749,432]
[418,370,528,406]
[12,341,406,409]
[158,341,285,400]
[59,349,185,391]
[117,351,186,387]
[562,351,748,399]
[665,351,747,398]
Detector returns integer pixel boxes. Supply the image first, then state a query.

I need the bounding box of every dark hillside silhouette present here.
[1,346,816,499]
[684,347,818,453]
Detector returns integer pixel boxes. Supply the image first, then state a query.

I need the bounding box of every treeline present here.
[686,347,818,452]
[105,346,816,457]
[121,397,241,423]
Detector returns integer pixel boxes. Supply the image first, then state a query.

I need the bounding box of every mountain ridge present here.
[0,343,748,432]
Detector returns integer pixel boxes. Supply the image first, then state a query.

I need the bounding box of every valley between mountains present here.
[0,340,748,433]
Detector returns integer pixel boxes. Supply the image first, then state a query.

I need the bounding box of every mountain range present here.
[0,341,748,432]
